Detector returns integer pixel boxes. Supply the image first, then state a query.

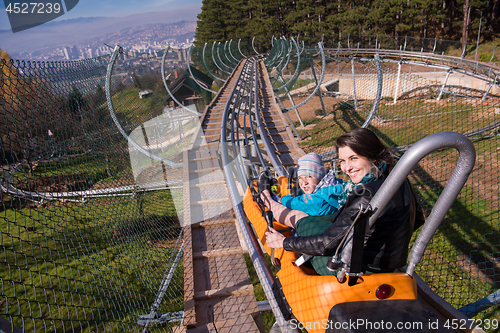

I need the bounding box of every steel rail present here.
[161,47,202,117]
[268,38,289,80]
[238,39,248,59]
[325,47,500,78]
[223,41,237,67]
[273,37,302,92]
[202,43,226,83]
[105,45,182,168]
[219,57,287,329]
[187,46,217,94]
[246,65,274,176]
[251,36,259,55]
[361,54,383,128]
[212,41,232,75]
[229,60,253,186]
[264,37,283,69]
[282,42,326,114]
[228,39,241,64]
[254,60,286,177]
[222,41,238,68]
[270,38,292,80]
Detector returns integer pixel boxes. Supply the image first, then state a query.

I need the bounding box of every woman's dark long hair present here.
[335,128,394,170]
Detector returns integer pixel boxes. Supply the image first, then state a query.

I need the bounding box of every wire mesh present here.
[2,34,500,332]
[281,47,500,322]
[1,51,186,332]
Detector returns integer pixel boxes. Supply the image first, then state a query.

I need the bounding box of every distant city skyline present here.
[1,0,203,30]
[0,1,203,60]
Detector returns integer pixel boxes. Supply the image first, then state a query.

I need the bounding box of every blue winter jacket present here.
[280,181,344,216]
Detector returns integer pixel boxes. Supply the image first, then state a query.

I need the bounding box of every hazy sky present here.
[0,0,203,30]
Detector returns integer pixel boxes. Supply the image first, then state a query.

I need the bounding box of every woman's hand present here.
[265,227,285,249]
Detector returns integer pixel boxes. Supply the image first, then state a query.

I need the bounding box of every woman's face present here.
[298,175,321,195]
[338,146,375,183]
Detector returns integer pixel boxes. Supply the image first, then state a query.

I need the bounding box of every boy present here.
[261,153,343,216]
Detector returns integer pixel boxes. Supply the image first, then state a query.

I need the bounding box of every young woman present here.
[261,128,424,275]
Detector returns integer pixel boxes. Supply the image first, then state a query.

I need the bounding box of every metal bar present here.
[224,41,238,67]
[282,42,326,114]
[361,54,383,128]
[437,69,451,101]
[238,39,248,59]
[105,45,182,168]
[213,42,232,74]
[161,47,202,116]
[459,289,500,318]
[351,58,358,110]
[394,61,402,104]
[273,37,302,92]
[202,42,226,83]
[310,58,326,115]
[187,46,217,94]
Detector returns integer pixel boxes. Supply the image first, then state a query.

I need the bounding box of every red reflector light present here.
[375,284,393,299]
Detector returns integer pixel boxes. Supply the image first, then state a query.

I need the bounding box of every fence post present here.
[437,69,451,101]
[394,61,402,104]
[351,58,358,110]
[310,58,326,115]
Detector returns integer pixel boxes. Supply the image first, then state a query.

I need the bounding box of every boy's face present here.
[298,175,321,195]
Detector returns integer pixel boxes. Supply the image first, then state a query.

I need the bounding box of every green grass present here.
[245,253,279,332]
[297,99,500,152]
[293,95,500,320]
[112,89,165,124]
[411,185,500,319]
[293,116,323,128]
[274,78,315,96]
[1,190,183,332]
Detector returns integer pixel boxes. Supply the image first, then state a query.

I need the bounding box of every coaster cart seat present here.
[242,132,476,333]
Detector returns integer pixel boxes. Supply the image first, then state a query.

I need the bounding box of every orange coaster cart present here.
[242,132,476,333]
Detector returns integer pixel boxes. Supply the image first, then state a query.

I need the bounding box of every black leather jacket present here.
[283,176,424,271]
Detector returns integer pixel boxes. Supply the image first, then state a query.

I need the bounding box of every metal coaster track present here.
[179,51,308,330]
[183,45,490,331]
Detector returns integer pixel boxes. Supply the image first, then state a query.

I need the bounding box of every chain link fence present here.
[278,47,500,322]
[1,35,499,332]
[1,49,189,332]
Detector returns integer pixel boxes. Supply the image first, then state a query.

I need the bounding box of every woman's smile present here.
[338,146,374,183]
